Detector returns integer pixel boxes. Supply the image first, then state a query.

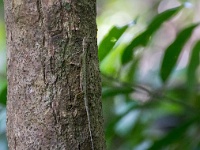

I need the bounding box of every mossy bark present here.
[5,0,106,149]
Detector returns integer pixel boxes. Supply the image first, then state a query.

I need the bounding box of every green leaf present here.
[98,25,128,62]
[147,116,199,150]
[105,101,139,139]
[187,40,200,94]
[0,85,7,105]
[0,22,6,51]
[160,23,199,83]
[122,6,182,65]
[102,87,133,99]
[0,0,3,6]
[125,57,140,82]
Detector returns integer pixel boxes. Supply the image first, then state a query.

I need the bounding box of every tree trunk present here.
[5,0,106,149]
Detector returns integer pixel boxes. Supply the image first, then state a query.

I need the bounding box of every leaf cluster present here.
[99,5,200,150]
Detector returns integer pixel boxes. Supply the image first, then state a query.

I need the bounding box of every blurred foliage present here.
[98,0,200,150]
[0,0,200,150]
[0,0,7,149]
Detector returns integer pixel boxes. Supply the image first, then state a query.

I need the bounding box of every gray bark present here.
[5,0,106,149]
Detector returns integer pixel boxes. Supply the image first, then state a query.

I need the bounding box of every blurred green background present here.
[1,0,200,150]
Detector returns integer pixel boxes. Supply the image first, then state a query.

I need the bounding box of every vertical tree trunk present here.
[5,0,106,149]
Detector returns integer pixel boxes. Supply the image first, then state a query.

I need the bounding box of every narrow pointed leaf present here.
[105,101,140,139]
[125,57,140,82]
[122,6,182,64]
[98,25,128,62]
[0,85,6,105]
[148,116,199,150]
[160,23,199,82]
[187,40,200,93]
[102,87,133,98]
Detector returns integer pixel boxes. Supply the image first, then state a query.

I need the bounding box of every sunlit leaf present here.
[0,22,6,51]
[187,40,200,95]
[122,6,182,64]
[100,44,126,76]
[98,25,128,62]
[160,23,199,83]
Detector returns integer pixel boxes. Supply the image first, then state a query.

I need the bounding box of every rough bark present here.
[5,0,106,149]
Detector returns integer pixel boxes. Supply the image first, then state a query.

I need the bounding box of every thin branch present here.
[101,73,200,113]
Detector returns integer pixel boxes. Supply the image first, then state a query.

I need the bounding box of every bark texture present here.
[5,0,106,149]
